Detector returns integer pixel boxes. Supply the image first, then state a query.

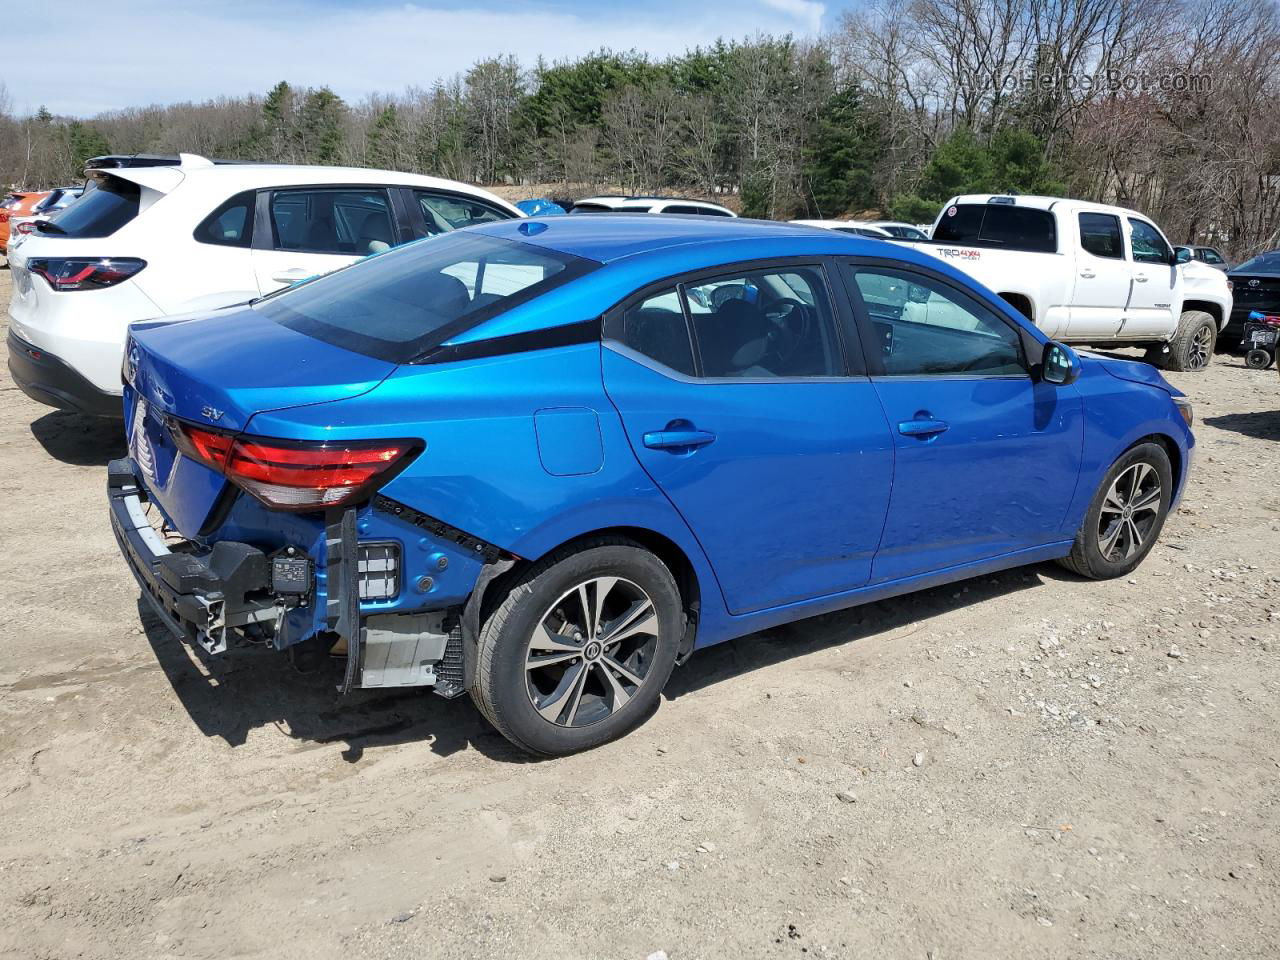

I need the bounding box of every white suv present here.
[569,195,736,217]
[6,154,522,416]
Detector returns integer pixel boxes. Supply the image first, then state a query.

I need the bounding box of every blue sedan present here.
[111,216,1195,754]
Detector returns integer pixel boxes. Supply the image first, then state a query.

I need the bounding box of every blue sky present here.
[6,0,839,117]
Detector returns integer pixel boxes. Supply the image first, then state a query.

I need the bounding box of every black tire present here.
[469,538,682,756]
[1162,310,1216,372]
[1245,348,1274,370]
[1058,442,1173,580]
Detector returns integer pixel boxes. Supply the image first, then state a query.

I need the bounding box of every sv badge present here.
[201,405,225,422]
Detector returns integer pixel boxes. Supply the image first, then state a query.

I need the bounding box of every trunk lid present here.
[126,303,397,535]
[1228,271,1280,315]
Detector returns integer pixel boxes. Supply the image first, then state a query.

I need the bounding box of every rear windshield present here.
[256,232,596,363]
[933,203,1057,253]
[44,176,138,238]
[1234,251,1280,275]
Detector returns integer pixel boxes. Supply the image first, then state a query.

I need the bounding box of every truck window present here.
[933,203,1057,253]
[1128,218,1171,265]
[1079,213,1123,259]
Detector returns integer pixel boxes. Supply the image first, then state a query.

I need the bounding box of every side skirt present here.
[694,541,1074,650]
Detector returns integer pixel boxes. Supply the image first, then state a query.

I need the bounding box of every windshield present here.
[49,177,139,238]
[257,232,597,362]
[1234,251,1280,275]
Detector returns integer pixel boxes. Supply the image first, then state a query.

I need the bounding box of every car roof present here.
[470,214,906,264]
[95,155,522,214]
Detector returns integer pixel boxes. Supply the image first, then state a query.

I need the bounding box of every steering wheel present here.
[762,297,812,365]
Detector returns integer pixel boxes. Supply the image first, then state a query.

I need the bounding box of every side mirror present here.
[1174,247,1192,265]
[1041,341,1081,385]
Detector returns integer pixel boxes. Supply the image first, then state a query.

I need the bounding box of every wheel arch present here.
[1181,299,1223,328]
[1132,431,1183,499]
[480,525,706,662]
[999,292,1034,322]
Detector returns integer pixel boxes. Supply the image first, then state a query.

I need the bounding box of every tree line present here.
[1,0,1277,257]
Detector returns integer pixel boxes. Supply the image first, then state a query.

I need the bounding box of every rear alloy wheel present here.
[470,539,682,755]
[1058,442,1173,579]
[524,576,659,728]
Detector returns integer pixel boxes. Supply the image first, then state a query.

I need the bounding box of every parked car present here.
[0,191,49,256]
[1224,250,1280,348]
[1174,244,1229,271]
[790,219,893,238]
[7,154,522,417]
[871,220,931,241]
[569,195,736,216]
[7,186,85,242]
[911,194,1233,371]
[110,215,1194,755]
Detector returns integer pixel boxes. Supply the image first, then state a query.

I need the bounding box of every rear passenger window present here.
[269,188,394,255]
[194,190,254,248]
[1202,248,1225,265]
[1079,213,1123,259]
[616,288,696,377]
[683,266,841,378]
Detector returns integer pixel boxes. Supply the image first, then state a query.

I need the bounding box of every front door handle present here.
[898,418,949,438]
[643,428,716,450]
[272,268,313,285]
[1079,270,1096,279]
[1134,274,1149,283]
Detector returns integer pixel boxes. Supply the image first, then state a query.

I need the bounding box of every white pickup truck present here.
[909,194,1233,371]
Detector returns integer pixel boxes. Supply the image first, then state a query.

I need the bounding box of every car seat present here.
[358,212,395,255]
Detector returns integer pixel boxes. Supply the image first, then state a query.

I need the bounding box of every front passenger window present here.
[269,188,394,255]
[1128,218,1171,265]
[850,267,1024,377]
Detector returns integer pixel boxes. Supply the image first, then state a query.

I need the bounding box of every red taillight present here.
[29,257,146,291]
[171,421,420,511]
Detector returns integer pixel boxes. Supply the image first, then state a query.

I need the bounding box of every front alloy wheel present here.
[1058,441,1173,579]
[525,577,659,728]
[1096,462,1162,561]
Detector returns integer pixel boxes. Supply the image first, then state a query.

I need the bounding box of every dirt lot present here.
[1,265,1277,960]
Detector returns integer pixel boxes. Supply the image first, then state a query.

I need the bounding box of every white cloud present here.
[759,0,827,34]
[6,0,831,117]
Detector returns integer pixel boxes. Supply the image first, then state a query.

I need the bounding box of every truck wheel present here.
[470,538,682,756]
[1162,310,1217,372]
[1245,348,1274,370]
[1057,442,1173,580]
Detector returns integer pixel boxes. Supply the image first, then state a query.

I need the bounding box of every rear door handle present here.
[643,428,716,450]
[898,418,949,438]
[1080,270,1096,279]
[1134,274,1148,283]
[272,268,313,284]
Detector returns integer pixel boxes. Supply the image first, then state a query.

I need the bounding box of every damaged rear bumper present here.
[108,457,470,696]
[108,458,283,655]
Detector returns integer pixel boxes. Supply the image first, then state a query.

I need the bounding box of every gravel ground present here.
[1,266,1277,960]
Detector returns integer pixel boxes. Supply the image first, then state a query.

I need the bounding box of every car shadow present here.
[1203,410,1280,442]
[136,599,534,765]
[30,411,126,466]
[140,566,1049,762]
[664,565,1045,699]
